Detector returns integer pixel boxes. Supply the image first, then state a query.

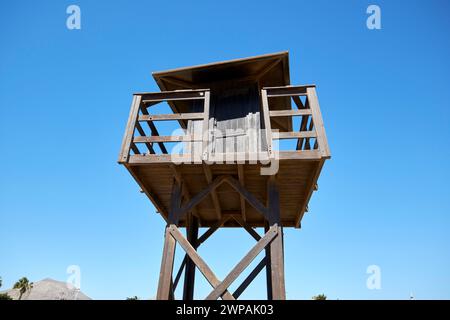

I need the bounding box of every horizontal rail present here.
[134,135,203,143]
[136,90,209,103]
[269,109,311,117]
[263,84,315,97]
[138,113,204,121]
[272,131,316,139]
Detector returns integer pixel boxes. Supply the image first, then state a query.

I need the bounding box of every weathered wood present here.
[231,215,261,241]
[269,109,311,117]
[272,131,316,139]
[205,225,277,300]
[178,175,227,219]
[307,87,331,157]
[138,107,168,154]
[139,113,204,121]
[202,164,222,221]
[197,216,231,244]
[233,257,267,299]
[183,213,198,300]
[118,95,142,163]
[134,135,202,143]
[261,89,273,158]
[135,121,155,154]
[138,89,207,103]
[223,176,269,219]
[169,225,235,300]
[267,177,286,300]
[237,164,246,222]
[156,226,177,300]
[173,255,186,291]
[264,222,273,300]
[202,90,210,161]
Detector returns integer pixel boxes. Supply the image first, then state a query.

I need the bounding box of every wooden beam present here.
[267,177,286,300]
[138,113,204,121]
[173,255,187,291]
[237,164,246,222]
[223,176,269,219]
[255,58,282,81]
[183,213,198,300]
[118,95,142,163]
[307,87,331,157]
[138,89,207,103]
[264,222,273,300]
[134,135,202,143]
[292,96,305,109]
[202,164,222,221]
[231,215,261,242]
[261,89,273,158]
[156,226,177,300]
[178,175,228,219]
[205,225,278,300]
[169,225,235,300]
[269,109,311,117]
[272,131,316,139]
[233,257,267,299]
[202,90,210,161]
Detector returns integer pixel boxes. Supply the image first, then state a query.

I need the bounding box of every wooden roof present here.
[152,52,292,131]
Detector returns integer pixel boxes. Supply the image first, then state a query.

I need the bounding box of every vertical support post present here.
[264,221,273,300]
[202,90,210,161]
[183,213,199,300]
[157,180,182,300]
[118,94,142,163]
[261,89,273,158]
[267,176,286,300]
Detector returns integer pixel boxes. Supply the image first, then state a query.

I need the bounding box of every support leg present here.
[183,213,199,300]
[156,180,182,300]
[267,177,286,300]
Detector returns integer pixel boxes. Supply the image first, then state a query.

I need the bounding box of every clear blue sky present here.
[1,0,449,300]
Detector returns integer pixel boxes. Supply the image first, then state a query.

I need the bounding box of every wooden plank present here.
[118,95,142,163]
[292,96,305,109]
[224,176,269,219]
[261,89,273,158]
[138,113,204,121]
[269,109,311,117]
[134,135,202,143]
[203,164,222,220]
[173,255,186,291]
[307,87,331,157]
[138,89,207,103]
[275,150,321,160]
[202,90,210,161]
[169,225,235,300]
[128,154,193,164]
[205,225,277,300]
[168,180,182,224]
[272,131,316,139]
[237,164,246,222]
[156,226,177,300]
[233,257,267,299]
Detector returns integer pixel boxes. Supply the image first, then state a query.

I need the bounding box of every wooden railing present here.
[119,85,329,164]
[261,85,330,160]
[118,89,210,164]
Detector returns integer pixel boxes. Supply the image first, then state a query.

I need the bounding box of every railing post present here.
[306,87,330,158]
[202,90,210,162]
[118,94,142,163]
[261,89,273,159]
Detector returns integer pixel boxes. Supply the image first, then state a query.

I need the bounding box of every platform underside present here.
[125,159,325,228]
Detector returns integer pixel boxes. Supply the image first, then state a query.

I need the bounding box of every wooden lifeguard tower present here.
[118,52,330,300]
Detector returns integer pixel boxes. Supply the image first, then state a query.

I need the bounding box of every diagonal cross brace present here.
[169,225,235,300]
[205,225,278,300]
